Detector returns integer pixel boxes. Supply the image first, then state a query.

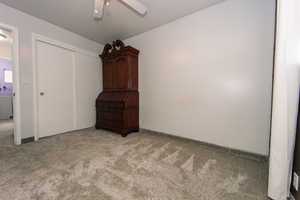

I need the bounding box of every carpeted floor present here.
[0,128,268,200]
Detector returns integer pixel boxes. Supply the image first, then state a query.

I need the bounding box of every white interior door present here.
[37,41,75,138]
[268,0,300,199]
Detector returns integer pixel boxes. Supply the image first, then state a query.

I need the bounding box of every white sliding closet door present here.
[37,41,75,138]
[75,53,101,129]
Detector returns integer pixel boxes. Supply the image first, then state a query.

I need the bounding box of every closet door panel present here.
[37,41,75,138]
[75,53,101,129]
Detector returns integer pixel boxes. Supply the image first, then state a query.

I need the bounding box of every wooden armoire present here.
[95,40,139,137]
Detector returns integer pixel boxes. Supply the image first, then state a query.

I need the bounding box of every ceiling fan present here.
[94,0,148,20]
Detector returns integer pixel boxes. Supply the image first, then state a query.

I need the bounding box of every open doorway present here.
[0,28,14,145]
[0,23,21,145]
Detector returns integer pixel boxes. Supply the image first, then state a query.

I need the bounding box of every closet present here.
[35,38,100,138]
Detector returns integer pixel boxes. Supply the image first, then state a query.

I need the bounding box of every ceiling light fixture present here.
[0,33,7,41]
[94,0,147,20]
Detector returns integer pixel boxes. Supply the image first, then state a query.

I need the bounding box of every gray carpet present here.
[0,128,268,200]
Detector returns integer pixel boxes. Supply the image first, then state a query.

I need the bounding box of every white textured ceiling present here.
[0,0,225,44]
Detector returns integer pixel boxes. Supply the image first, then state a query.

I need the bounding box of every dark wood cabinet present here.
[96,40,139,137]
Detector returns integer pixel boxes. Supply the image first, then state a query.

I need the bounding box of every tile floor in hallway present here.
[0,120,14,146]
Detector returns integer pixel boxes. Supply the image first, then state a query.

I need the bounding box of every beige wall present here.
[126,0,276,155]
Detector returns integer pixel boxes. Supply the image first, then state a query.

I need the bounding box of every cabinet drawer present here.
[98,120,123,129]
[99,111,123,121]
[97,101,124,110]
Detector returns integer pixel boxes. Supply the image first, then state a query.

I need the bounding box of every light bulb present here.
[0,34,6,41]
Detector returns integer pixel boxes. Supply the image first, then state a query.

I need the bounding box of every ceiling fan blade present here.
[94,0,105,19]
[119,0,147,15]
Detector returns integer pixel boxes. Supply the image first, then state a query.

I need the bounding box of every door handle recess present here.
[40,92,45,96]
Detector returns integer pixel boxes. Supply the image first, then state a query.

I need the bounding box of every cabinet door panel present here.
[103,61,114,89]
[114,57,128,89]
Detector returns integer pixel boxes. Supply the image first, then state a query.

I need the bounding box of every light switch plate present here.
[293,172,299,191]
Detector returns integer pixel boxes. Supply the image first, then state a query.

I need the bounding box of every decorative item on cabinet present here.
[95,40,139,137]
